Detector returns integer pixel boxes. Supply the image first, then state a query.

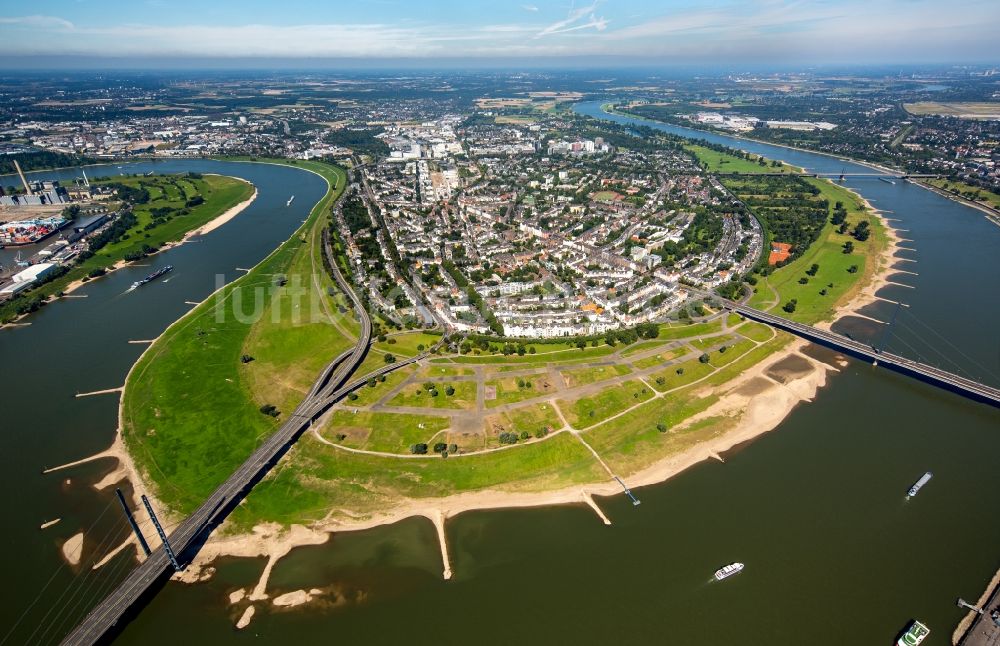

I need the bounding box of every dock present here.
[956,567,1000,646]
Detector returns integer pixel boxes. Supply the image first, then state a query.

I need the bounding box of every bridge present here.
[727,302,1000,408]
[59,228,434,645]
[716,172,941,180]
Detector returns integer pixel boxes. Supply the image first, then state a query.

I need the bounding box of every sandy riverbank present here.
[174,334,833,624]
[179,177,257,240]
[65,159,901,629]
[818,192,903,329]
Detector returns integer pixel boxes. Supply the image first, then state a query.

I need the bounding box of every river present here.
[1,106,998,645]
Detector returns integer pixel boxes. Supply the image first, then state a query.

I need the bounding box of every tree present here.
[410,443,428,455]
[433,442,448,453]
[699,353,710,364]
[445,385,455,396]
[806,263,819,276]
[259,404,279,418]
[847,265,859,274]
[783,299,798,313]
[853,221,871,241]
[656,423,668,433]
[842,241,854,254]
[367,378,377,388]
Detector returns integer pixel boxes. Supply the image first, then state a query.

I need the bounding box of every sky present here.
[1,0,998,69]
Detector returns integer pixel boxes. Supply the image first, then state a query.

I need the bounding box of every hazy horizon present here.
[2,0,999,70]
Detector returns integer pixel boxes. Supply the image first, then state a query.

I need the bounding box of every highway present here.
[728,301,1000,407]
[60,226,389,644]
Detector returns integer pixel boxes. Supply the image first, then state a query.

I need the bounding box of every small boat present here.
[130,265,172,290]
[286,195,295,206]
[879,177,896,185]
[896,619,929,646]
[714,562,744,581]
[906,472,932,499]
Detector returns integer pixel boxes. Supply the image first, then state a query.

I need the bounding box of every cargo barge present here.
[907,472,933,499]
[130,265,172,290]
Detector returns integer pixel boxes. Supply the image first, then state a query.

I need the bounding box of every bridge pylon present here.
[142,495,181,571]
[115,488,151,557]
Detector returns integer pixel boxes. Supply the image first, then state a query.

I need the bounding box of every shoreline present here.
[58,160,338,563]
[953,566,1000,644]
[0,176,256,330]
[602,103,903,176]
[73,155,900,625]
[912,180,1000,228]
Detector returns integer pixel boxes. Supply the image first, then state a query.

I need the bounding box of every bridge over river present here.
[727,301,1000,408]
[58,229,435,645]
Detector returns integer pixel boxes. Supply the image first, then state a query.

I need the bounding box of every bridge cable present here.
[31,518,136,644]
[897,308,1000,384]
[26,520,133,646]
[46,511,194,645]
[891,318,977,381]
[885,334,940,374]
[40,532,143,646]
[0,496,121,646]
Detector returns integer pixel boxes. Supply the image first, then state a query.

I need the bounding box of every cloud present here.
[0,1,998,63]
[536,1,608,37]
[0,15,75,30]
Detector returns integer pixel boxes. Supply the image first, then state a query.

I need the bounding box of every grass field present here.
[230,431,607,529]
[121,159,349,515]
[484,376,554,408]
[348,365,416,407]
[320,410,451,453]
[747,178,888,324]
[388,380,478,410]
[685,144,800,174]
[632,348,687,370]
[658,319,723,339]
[0,173,253,324]
[561,363,632,387]
[420,365,475,378]
[647,358,716,392]
[560,379,654,429]
[377,331,442,357]
[734,320,777,343]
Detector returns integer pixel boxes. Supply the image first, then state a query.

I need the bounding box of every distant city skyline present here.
[1,0,999,69]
